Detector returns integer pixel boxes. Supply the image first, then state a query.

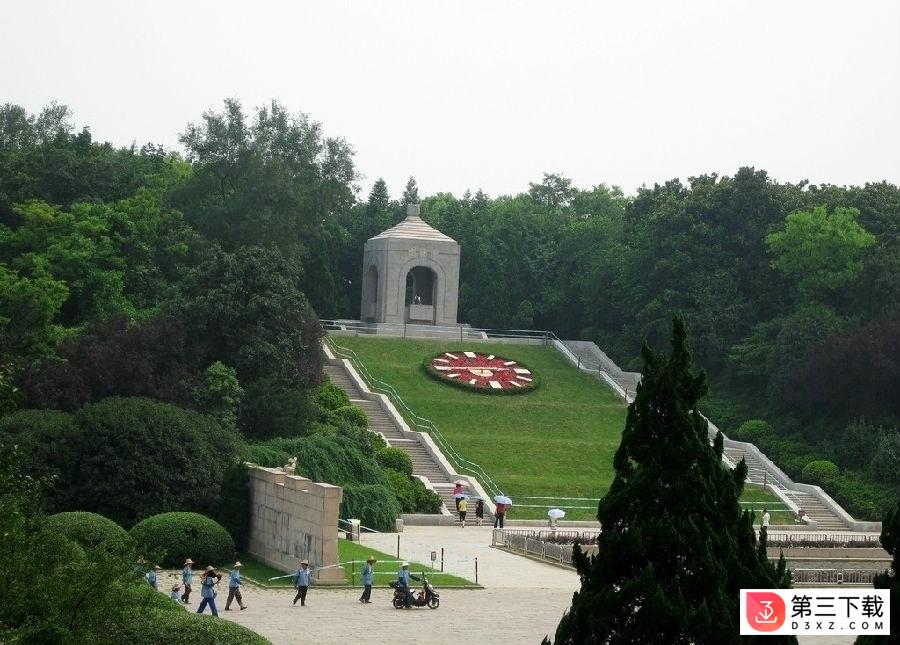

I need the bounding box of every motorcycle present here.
[389,574,440,609]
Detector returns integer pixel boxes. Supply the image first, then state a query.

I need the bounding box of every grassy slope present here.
[334,337,626,518]
[333,336,795,523]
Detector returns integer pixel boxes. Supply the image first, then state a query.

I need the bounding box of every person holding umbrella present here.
[453,480,467,511]
[494,493,512,528]
[548,508,566,532]
[359,556,376,603]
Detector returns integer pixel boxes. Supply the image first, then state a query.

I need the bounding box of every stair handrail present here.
[326,338,504,497]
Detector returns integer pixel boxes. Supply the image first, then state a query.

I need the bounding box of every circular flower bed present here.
[423,351,538,394]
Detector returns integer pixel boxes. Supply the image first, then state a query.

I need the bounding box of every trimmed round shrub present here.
[801,460,840,486]
[735,419,775,443]
[129,512,235,568]
[376,447,413,477]
[119,609,271,644]
[327,405,367,428]
[45,511,129,551]
[314,381,350,411]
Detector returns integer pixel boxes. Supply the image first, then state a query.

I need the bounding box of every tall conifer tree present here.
[856,498,899,644]
[550,315,796,644]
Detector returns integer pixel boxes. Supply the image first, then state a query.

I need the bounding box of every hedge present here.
[734,419,775,444]
[382,469,442,514]
[129,512,235,568]
[327,405,368,428]
[341,484,401,531]
[45,512,129,551]
[314,381,350,411]
[0,397,241,527]
[375,447,413,476]
[118,609,271,645]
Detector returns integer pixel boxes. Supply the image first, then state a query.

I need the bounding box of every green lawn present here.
[741,484,797,526]
[332,336,626,520]
[330,336,795,522]
[338,538,476,586]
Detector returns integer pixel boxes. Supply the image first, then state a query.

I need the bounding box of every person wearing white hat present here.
[170,583,182,603]
[396,562,419,609]
[225,561,247,611]
[292,560,310,606]
[181,559,194,604]
[359,556,376,603]
[196,565,222,616]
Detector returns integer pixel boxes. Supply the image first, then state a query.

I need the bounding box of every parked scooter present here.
[390,574,440,609]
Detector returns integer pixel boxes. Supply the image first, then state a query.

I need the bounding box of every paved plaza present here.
[161,525,858,644]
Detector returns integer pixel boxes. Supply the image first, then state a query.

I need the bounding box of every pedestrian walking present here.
[475,499,484,526]
[181,558,194,604]
[458,497,468,527]
[292,560,310,606]
[359,556,376,603]
[146,564,161,590]
[196,566,221,617]
[225,561,247,610]
[170,584,182,603]
[453,482,464,510]
[762,508,770,529]
[494,501,507,528]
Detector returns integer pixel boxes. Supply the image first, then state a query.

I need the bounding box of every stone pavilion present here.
[360,204,460,325]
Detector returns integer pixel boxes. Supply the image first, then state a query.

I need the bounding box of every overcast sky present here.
[2,1,899,199]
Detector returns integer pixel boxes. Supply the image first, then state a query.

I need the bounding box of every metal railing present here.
[326,337,504,498]
[324,322,811,519]
[792,569,882,585]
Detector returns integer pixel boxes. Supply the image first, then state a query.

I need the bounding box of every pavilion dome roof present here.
[368,205,457,243]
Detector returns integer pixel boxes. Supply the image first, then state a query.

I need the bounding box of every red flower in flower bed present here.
[426,351,537,393]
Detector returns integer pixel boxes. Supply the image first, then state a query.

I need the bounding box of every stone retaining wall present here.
[247,465,345,584]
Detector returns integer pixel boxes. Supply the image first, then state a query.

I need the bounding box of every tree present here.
[528,172,575,208]
[0,397,241,526]
[402,176,419,206]
[549,316,795,644]
[856,498,900,644]
[193,361,244,432]
[766,206,876,296]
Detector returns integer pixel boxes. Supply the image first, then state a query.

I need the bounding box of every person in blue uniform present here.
[292,560,310,606]
[196,566,222,616]
[181,558,194,604]
[225,561,247,610]
[397,562,420,608]
[359,556,376,603]
[146,564,160,590]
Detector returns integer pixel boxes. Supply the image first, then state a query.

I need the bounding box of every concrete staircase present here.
[562,341,641,398]
[324,362,492,522]
[724,446,848,531]
[563,340,853,531]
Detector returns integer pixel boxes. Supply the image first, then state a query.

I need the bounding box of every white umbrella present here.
[494,495,512,506]
[548,508,566,520]
[454,480,469,487]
